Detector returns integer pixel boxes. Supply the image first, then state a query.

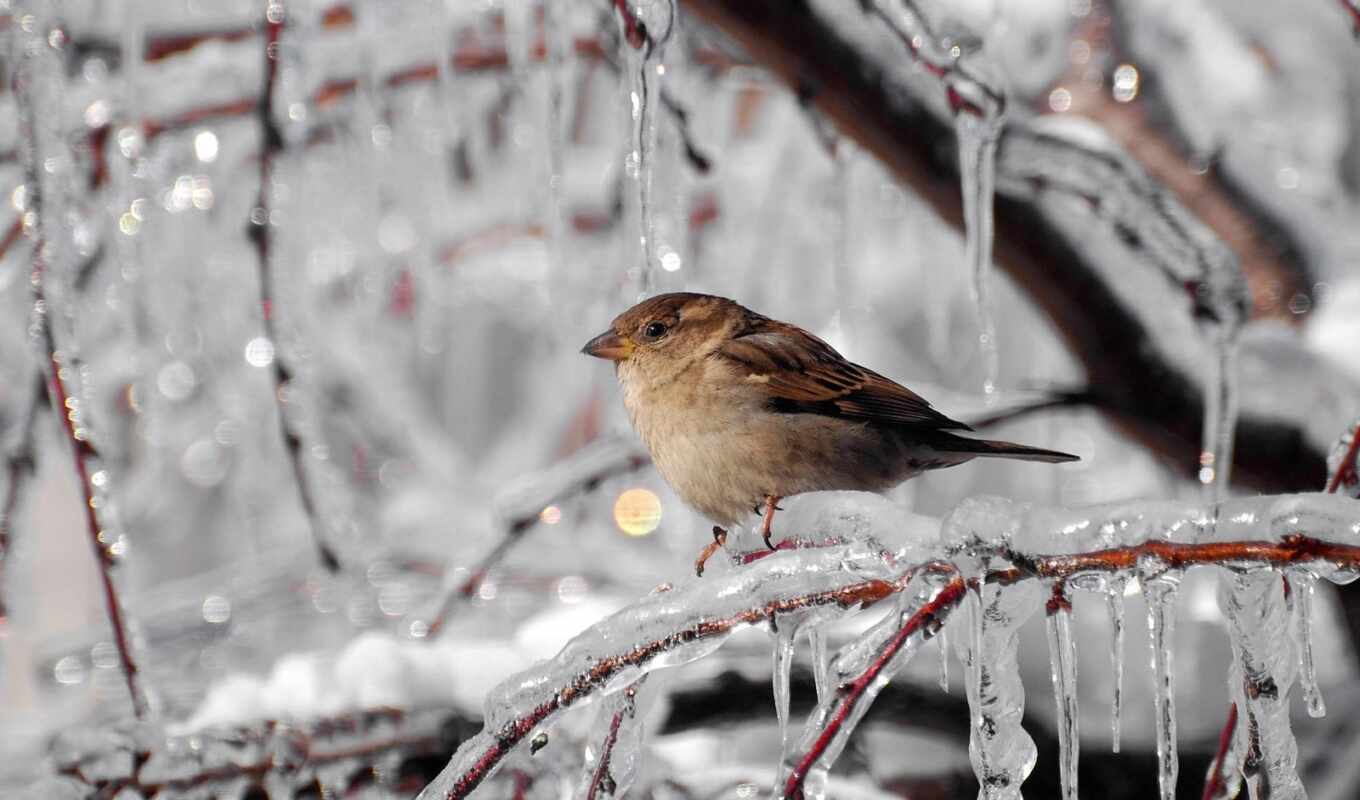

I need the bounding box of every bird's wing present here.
[716,320,971,431]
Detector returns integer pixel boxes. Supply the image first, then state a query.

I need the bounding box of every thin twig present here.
[782,575,967,799]
[420,438,650,637]
[251,0,340,572]
[13,30,153,719]
[1202,703,1239,800]
[584,681,641,799]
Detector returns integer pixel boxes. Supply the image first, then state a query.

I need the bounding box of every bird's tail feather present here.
[928,433,1079,464]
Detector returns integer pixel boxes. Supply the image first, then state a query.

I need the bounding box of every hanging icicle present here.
[1106,579,1125,753]
[1045,582,1080,800]
[614,0,676,296]
[1143,574,1181,800]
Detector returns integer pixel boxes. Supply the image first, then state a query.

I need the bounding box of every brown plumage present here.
[582,293,1077,532]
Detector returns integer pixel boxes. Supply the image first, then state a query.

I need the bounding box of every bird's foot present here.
[694,526,728,577]
[759,495,782,551]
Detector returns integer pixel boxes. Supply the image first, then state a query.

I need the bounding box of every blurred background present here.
[1,0,1359,797]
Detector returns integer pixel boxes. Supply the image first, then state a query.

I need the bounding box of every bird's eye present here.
[642,321,669,340]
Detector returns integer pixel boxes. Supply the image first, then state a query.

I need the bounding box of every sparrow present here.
[582,293,1077,557]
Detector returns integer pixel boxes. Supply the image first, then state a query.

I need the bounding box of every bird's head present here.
[581,292,744,380]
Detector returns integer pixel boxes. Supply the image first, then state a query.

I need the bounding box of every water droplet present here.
[202,595,232,624]
[53,655,87,685]
[244,336,275,367]
[193,131,219,163]
[1049,87,1072,113]
[1112,64,1139,103]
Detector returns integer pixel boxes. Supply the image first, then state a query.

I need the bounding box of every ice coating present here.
[958,116,1002,397]
[1223,571,1305,798]
[13,7,154,719]
[1326,419,1360,498]
[807,624,831,703]
[776,571,967,800]
[1143,575,1180,800]
[575,678,647,799]
[1106,580,1125,753]
[937,625,951,693]
[952,579,1041,800]
[1044,585,1080,800]
[617,0,675,295]
[864,0,1007,397]
[1287,571,1326,718]
[418,544,898,798]
[772,625,797,750]
[492,434,649,526]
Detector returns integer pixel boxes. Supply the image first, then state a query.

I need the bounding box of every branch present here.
[250,0,341,572]
[677,0,1345,493]
[418,490,1360,799]
[414,435,650,637]
[12,27,153,719]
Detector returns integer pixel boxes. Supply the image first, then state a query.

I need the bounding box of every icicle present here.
[1044,584,1080,800]
[807,624,830,703]
[1222,570,1306,799]
[772,624,797,750]
[952,580,1042,800]
[956,115,1003,398]
[1143,575,1181,800]
[1199,322,1240,501]
[617,0,674,295]
[1288,571,1326,718]
[1106,581,1125,753]
[937,625,950,693]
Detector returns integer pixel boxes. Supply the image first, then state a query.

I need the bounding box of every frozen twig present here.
[415,435,650,637]
[251,0,341,572]
[1202,704,1240,800]
[581,679,645,799]
[12,23,154,719]
[0,372,45,624]
[419,489,1360,799]
[780,573,967,799]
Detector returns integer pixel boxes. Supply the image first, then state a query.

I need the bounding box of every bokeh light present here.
[613,488,662,537]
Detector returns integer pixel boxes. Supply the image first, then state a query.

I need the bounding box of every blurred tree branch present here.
[679,0,1345,494]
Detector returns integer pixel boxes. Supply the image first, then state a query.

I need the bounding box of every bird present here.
[582,292,1077,568]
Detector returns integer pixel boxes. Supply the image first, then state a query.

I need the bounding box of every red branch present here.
[612,0,647,50]
[13,40,152,718]
[1202,703,1239,800]
[435,576,899,798]
[782,576,967,799]
[428,529,1360,798]
[251,1,340,572]
[0,217,23,263]
[1326,427,1360,495]
[585,683,640,800]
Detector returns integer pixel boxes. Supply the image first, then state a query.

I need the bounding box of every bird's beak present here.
[581,330,634,361]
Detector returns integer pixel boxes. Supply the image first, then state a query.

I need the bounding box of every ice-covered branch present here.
[416,543,902,798]
[12,16,154,720]
[250,0,340,572]
[419,491,1360,799]
[679,0,1349,492]
[414,435,650,637]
